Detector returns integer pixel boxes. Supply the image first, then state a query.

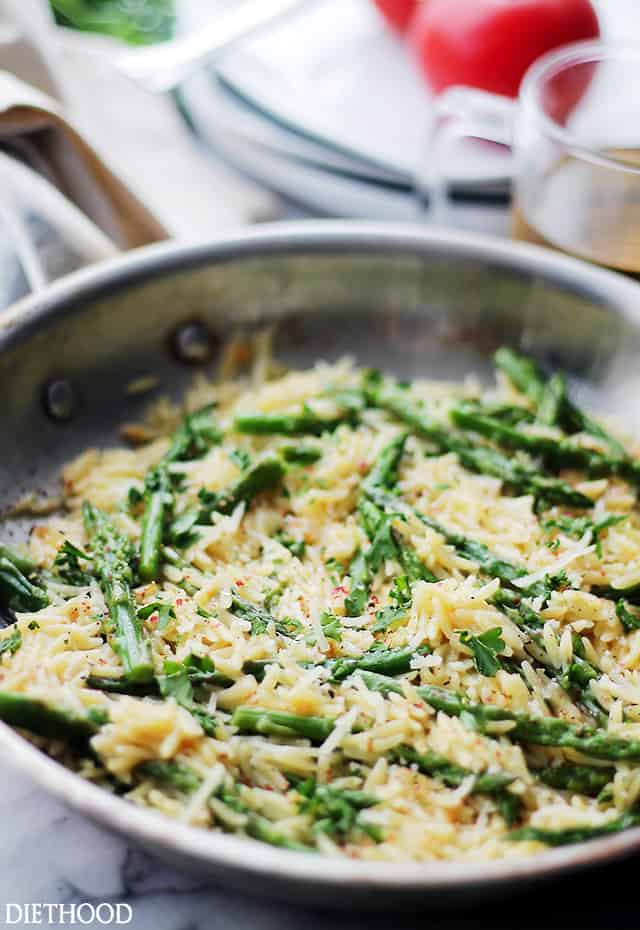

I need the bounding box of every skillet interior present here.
[2,222,640,905]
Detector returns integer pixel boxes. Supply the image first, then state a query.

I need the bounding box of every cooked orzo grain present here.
[2,346,640,861]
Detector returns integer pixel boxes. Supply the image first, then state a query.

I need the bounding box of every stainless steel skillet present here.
[2,221,640,907]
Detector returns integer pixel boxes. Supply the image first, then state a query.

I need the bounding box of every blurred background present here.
[7,0,639,244]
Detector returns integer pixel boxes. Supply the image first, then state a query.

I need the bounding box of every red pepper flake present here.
[332,585,347,596]
[357,460,369,474]
[235,579,245,587]
[149,613,159,625]
[369,595,379,606]
[175,598,184,607]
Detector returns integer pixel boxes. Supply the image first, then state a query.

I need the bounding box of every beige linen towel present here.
[0,0,166,249]
[0,70,167,248]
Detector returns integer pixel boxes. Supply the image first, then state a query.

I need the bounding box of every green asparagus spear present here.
[246,814,315,852]
[280,444,323,465]
[229,593,302,638]
[509,810,640,847]
[141,760,313,851]
[231,706,335,743]
[363,373,592,508]
[138,405,222,580]
[616,600,640,631]
[0,545,49,613]
[391,745,514,794]
[216,784,315,852]
[325,646,423,682]
[136,759,202,794]
[493,347,547,407]
[451,402,607,471]
[362,469,607,718]
[234,404,356,437]
[345,506,391,618]
[361,431,408,494]
[366,484,575,608]
[396,539,438,584]
[454,443,592,508]
[594,582,640,607]
[170,458,284,544]
[216,458,285,514]
[86,674,159,696]
[364,486,527,589]
[0,691,101,748]
[88,653,233,699]
[294,778,381,842]
[536,373,566,427]
[139,469,172,583]
[362,374,450,449]
[345,437,435,616]
[0,544,40,577]
[83,503,153,682]
[391,745,521,824]
[450,401,632,482]
[491,590,607,723]
[344,550,372,618]
[243,644,423,685]
[536,763,615,797]
[491,588,544,632]
[242,659,279,683]
[358,671,640,762]
[232,699,525,826]
[495,347,627,459]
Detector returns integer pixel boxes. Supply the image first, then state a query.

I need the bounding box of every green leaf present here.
[229,449,251,471]
[137,601,175,631]
[50,0,175,45]
[127,486,144,511]
[366,515,399,573]
[0,626,22,657]
[157,655,223,735]
[390,575,412,608]
[372,576,412,633]
[459,627,506,677]
[53,539,94,586]
[307,611,342,645]
[616,600,640,633]
[544,514,627,558]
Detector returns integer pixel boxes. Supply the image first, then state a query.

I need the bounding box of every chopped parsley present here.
[459,627,506,677]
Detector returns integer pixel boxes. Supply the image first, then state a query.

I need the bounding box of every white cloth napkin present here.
[0,0,167,249]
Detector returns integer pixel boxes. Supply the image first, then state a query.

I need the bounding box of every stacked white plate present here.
[178,0,512,230]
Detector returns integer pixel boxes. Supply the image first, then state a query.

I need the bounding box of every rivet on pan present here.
[172,321,215,364]
[43,379,75,421]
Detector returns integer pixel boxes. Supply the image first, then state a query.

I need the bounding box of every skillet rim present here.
[2,220,640,900]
